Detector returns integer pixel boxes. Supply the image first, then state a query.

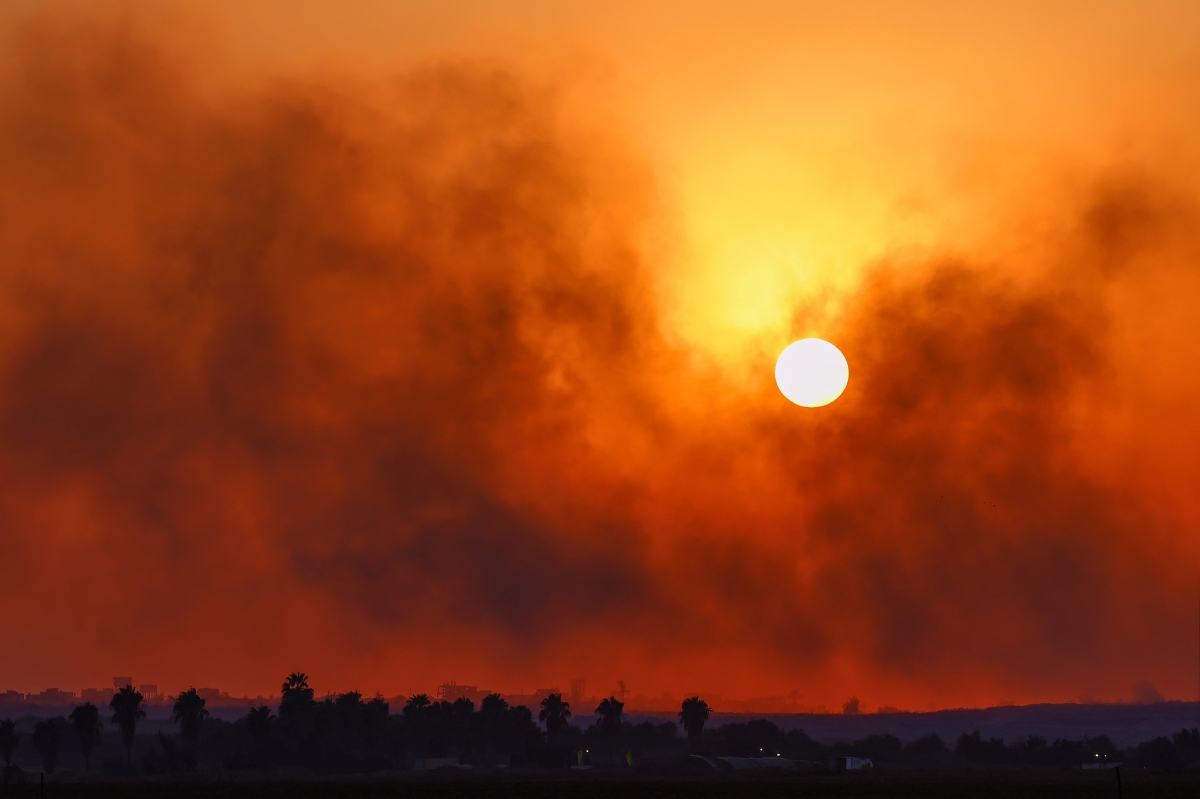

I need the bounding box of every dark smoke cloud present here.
[654,181,1198,700]
[1,16,1196,703]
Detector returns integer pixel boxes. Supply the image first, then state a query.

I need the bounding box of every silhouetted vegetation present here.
[702,718,824,761]
[594,696,624,764]
[279,672,316,742]
[678,696,710,750]
[538,693,571,735]
[0,718,17,767]
[953,730,1123,767]
[172,688,209,759]
[143,732,195,775]
[898,733,951,766]
[32,718,63,774]
[237,687,538,773]
[539,692,573,766]
[109,685,146,766]
[1132,728,1200,770]
[955,730,1014,765]
[3,675,1199,781]
[245,705,273,742]
[68,702,102,769]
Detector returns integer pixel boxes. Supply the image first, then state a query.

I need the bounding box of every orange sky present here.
[1,1,1199,711]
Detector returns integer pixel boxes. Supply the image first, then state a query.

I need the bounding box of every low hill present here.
[626,701,1200,747]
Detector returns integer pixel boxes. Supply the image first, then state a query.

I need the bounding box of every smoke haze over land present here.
[1,3,1199,710]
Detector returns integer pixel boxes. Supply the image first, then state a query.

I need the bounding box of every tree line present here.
[0,676,1197,778]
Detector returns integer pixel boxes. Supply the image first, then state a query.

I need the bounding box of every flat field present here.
[5,769,1198,799]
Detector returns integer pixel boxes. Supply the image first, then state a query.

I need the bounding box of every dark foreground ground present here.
[4,770,1198,799]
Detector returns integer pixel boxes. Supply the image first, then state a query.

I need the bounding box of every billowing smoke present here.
[0,16,1195,705]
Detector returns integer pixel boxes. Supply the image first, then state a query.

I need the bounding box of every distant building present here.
[82,688,114,703]
[533,687,561,705]
[114,676,133,690]
[35,688,75,704]
[436,682,479,703]
[196,687,222,703]
[830,756,873,770]
[139,684,159,700]
[498,687,562,709]
[569,678,587,709]
[0,690,24,704]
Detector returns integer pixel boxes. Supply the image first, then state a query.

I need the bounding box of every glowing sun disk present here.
[775,338,849,407]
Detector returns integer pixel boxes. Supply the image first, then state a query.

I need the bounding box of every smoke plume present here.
[1,15,1196,705]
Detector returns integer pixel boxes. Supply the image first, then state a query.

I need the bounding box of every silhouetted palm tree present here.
[481,693,508,718]
[314,696,337,742]
[334,691,364,737]
[110,685,146,766]
[278,672,316,739]
[479,693,509,761]
[362,696,389,753]
[402,694,433,757]
[445,697,476,760]
[403,694,431,718]
[595,696,624,764]
[244,706,273,743]
[336,691,363,710]
[0,718,18,768]
[68,703,103,769]
[678,696,711,750]
[32,719,61,775]
[538,693,571,734]
[281,672,313,701]
[172,688,210,754]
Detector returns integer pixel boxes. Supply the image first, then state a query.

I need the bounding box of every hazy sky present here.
[1,1,1198,710]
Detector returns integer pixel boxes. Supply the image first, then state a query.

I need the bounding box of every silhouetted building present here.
[437,682,479,703]
[0,690,24,703]
[196,687,222,703]
[139,684,159,699]
[503,687,562,708]
[82,688,114,703]
[35,688,75,704]
[570,678,587,708]
[113,676,133,689]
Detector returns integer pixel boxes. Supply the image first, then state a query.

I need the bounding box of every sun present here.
[775,338,849,407]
